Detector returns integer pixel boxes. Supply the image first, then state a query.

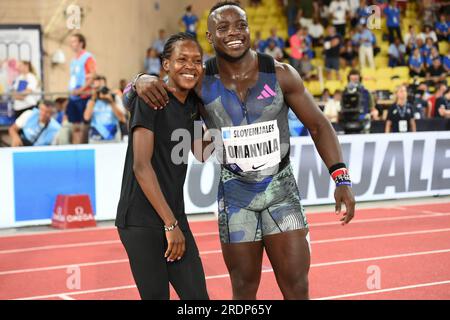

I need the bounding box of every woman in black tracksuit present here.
[115,33,210,300]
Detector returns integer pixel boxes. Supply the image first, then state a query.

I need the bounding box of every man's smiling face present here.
[207,5,251,62]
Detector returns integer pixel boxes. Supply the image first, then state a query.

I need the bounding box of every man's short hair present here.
[94,74,107,82]
[72,33,86,49]
[209,1,243,15]
[348,69,361,81]
[41,100,56,109]
[55,97,68,105]
[432,57,441,63]
[438,82,448,90]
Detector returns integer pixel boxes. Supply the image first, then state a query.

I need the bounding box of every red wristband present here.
[331,168,349,180]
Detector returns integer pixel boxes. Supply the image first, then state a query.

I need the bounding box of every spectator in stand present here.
[340,38,358,68]
[353,23,375,69]
[253,30,266,53]
[301,26,314,57]
[318,0,330,28]
[320,88,331,104]
[295,26,314,61]
[323,89,342,123]
[426,57,447,86]
[384,0,402,43]
[421,0,438,27]
[405,37,416,57]
[144,47,161,77]
[435,88,450,118]
[409,47,426,77]
[355,0,371,26]
[404,25,419,47]
[151,29,168,55]
[119,79,127,94]
[443,47,450,72]
[298,54,317,81]
[8,100,61,147]
[348,0,361,27]
[411,82,430,119]
[286,0,299,36]
[54,97,68,124]
[67,33,96,144]
[266,28,285,49]
[264,39,283,61]
[388,37,406,67]
[385,85,416,133]
[416,37,427,57]
[421,37,437,58]
[11,61,40,118]
[427,82,447,118]
[421,25,438,44]
[298,0,314,27]
[301,41,315,60]
[289,27,304,73]
[249,0,262,6]
[425,46,441,68]
[83,75,126,144]
[180,5,198,38]
[329,0,349,37]
[324,26,342,80]
[309,16,325,47]
[435,13,449,42]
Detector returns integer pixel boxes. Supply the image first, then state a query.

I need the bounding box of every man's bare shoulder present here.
[274,60,291,74]
[274,60,304,93]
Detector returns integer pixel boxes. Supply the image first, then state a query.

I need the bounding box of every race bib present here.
[221,120,281,172]
[399,120,408,133]
[69,75,77,90]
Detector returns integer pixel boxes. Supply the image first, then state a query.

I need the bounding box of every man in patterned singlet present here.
[123,1,355,300]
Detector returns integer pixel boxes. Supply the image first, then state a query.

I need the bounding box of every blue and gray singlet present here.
[201,53,308,244]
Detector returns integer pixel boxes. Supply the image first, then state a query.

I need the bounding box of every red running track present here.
[0,202,450,300]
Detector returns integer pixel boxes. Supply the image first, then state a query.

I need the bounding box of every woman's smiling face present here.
[163,40,203,91]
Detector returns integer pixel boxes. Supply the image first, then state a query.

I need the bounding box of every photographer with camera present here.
[8,100,61,147]
[339,69,374,134]
[83,75,126,144]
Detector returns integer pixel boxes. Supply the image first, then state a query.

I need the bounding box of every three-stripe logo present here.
[257,84,277,100]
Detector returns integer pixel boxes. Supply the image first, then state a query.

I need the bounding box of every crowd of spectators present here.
[3,33,128,147]
[255,0,449,133]
[3,0,449,148]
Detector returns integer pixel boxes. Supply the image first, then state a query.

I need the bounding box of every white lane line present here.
[11,248,450,300]
[309,212,450,227]
[311,227,450,244]
[3,213,450,254]
[315,280,450,300]
[421,210,447,215]
[17,285,138,300]
[0,240,121,254]
[0,231,217,254]
[0,259,129,276]
[58,294,76,300]
[0,225,116,238]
